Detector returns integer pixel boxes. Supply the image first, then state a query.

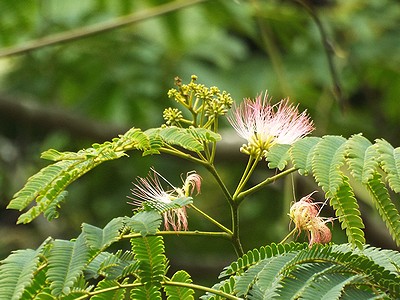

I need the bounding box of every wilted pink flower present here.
[309,218,332,245]
[227,93,314,157]
[128,168,202,231]
[289,192,332,246]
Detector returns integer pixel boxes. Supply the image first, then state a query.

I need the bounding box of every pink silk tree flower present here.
[227,93,314,158]
[128,168,202,231]
[289,192,332,246]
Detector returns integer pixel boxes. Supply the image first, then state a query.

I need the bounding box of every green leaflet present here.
[47,234,91,296]
[0,250,41,300]
[290,136,321,176]
[124,211,162,236]
[366,173,400,246]
[0,237,51,300]
[330,176,365,249]
[345,134,378,183]
[130,236,167,298]
[141,196,193,214]
[311,135,347,198]
[20,269,52,299]
[300,273,366,300]
[201,277,236,300]
[266,144,291,171]
[164,270,195,300]
[145,126,221,153]
[375,138,400,193]
[220,243,308,278]
[82,217,125,250]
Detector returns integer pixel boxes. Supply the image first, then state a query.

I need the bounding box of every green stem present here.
[204,163,234,205]
[209,117,218,164]
[123,230,231,241]
[250,0,292,96]
[279,227,297,244]
[75,281,242,300]
[232,155,256,199]
[162,280,243,300]
[160,146,243,256]
[237,167,297,204]
[159,147,208,166]
[230,202,244,257]
[295,0,345,110]
[203,163,243,256]
[190,204,233,235]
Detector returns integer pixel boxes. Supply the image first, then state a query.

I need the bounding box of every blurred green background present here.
[1,0,399,284]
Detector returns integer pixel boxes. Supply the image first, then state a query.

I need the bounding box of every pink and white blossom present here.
[227,93,314,156]
[128,169,202,231]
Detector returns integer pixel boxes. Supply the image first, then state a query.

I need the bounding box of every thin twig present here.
[237,167,298,203]
[123,230,232,240]
[295,0,345,111]
[0,0,208,58]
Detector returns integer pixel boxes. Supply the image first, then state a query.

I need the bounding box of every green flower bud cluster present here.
[239,133,274,159]
[204,90,233,117]
[166,75,233,128]
[163,107,183,125]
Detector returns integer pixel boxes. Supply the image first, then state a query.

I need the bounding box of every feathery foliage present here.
[3,77,400,299]
[46,234,91,296]
[330,176,366,249]
[7,128,149,224]
[130,236,167,299]
[206,243,400,299]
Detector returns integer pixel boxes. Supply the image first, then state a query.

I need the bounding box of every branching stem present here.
[237,167,297,204]
[74,280,242,300]
[0,0,208,58]
[190,204,233,235]
[279,227,297,244]
[124,230,231,240]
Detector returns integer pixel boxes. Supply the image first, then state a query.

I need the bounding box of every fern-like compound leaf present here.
[130,236,167,298]
[207,243,400,299]
[266,144,291,171]
[0,250,40,300]
[278,262,333,299]
[164,270,195,300]
[312,135,347,198]
[47,233,91,296]
[157,126,204,152]
[345,134,378,183]
[330,176,365,249]
[220,242,307,278]
[186,127,222,143]
[290,136,321,176]
[7,128,148,224]
[366,173,400,246]
[200,277,236,300]
[0,237,51,300]
[145,126,220,154]
[124,211,162,236]
[82,217,124,251]
[301,273,366,300]
[375,138,400,193]
[20,269,52,299]
[85,250,138,281]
